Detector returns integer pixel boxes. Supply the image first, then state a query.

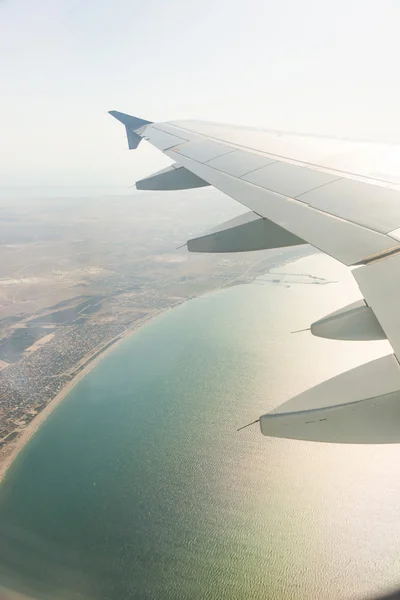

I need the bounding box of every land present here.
[0,188,318,480]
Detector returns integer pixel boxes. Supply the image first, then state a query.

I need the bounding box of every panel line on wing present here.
[203,149,237,162]
[294,177,343,199]
[238,162,279,178]
[172,140,236,163]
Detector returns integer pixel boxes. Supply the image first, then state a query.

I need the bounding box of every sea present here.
[0,254,400,600]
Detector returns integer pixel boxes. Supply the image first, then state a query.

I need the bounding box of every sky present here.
[1,0,400,187]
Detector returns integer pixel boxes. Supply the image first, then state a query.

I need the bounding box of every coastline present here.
[0,323,145,485]
[0,291,192,486]
[0,247,314,486]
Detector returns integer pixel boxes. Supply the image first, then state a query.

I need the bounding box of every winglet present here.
[108,110,153,150]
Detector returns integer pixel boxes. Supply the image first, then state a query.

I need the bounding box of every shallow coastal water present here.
[0,255,399,600]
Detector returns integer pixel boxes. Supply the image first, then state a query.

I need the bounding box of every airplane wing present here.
[109,110,400,443]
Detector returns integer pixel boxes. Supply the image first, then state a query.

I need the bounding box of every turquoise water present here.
[1,256,400,600]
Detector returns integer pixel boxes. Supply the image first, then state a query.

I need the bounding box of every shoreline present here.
[0,322,147,484]
[0,247,314,485]
[0,292,191,485]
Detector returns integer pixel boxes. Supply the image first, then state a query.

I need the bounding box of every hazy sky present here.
[1,0,400,186]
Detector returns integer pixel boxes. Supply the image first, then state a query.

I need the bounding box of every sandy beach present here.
[0,295,188,486]
[0,324,140,484]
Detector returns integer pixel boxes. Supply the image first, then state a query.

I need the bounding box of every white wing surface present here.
[110,110,400,443]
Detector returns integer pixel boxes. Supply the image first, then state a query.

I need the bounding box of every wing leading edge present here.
[109,110,400,443]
